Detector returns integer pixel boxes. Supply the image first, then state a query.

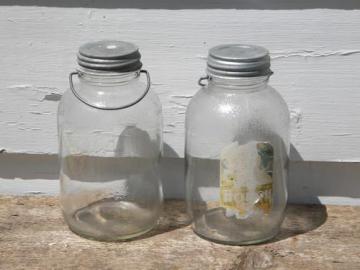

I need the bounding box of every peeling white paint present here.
[331,133,353,137]
[7,84,32,89]
[290,108,303,133]
[171,95,194,99]
[42,93,62,102]
[169,100,188,108]
[272,49,360,59]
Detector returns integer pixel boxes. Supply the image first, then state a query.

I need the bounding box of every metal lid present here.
[207,44,272,77]
[77,40,142,72]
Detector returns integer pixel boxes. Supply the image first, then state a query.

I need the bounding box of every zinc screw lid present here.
[77,40,142,72]
[207,44,272,77]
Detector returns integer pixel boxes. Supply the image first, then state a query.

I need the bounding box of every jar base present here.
[191,207,281,245]
[192,227,278,246]
[67,224,154,242]
[63,198,159,242]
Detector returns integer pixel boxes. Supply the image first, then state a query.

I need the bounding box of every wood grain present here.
[0,196,359,269]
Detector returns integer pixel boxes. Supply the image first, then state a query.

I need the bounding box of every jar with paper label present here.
[185,44,290,244]
[58,40,163,241]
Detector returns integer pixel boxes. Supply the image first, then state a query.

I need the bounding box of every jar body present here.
[58,71,163,241]
[185,78,289,244]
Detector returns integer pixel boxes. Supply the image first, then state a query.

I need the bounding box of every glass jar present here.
[185,44,290,245]
[58,40,163,241]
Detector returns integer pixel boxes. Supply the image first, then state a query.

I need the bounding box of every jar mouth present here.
[207,74,270,89]
[77,67,141,85]
[77,67,140,76]
[206,67,273,79]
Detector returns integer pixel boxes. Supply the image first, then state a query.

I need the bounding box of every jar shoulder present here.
[58,88,162,129]
[185,85,290,157]
[59,88,161,113]
[187,85,290,123]
[60,87,161,107]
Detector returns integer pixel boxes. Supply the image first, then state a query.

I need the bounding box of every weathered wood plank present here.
[0,196,359,269]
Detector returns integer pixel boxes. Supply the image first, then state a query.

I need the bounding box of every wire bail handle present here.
[198,75,210,87]
[69,70,151,110]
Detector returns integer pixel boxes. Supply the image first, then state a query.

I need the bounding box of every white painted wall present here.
[0,2,360,204]
[0,5,360,161]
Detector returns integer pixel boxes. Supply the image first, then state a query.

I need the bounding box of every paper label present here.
[220,141,273,219]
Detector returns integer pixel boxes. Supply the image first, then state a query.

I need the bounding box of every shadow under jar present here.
[58,40,163,241]
[185,44,290,245]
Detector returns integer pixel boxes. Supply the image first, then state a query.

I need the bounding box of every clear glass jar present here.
[58,40,163,241]
[185,44,290,245]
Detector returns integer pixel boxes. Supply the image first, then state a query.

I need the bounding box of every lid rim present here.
[78,50,141,60]
[78,54,140,65]
[78,61,142,71]
[207,67,272,78]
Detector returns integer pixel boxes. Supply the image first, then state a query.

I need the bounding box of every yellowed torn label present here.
[220,141,273,219]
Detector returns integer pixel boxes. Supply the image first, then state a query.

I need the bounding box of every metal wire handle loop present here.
[198,75,210,87]
[69,70,151,110]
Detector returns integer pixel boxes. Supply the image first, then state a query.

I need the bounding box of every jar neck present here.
[208,75,269,91]
[73,68,144,109]
[78,67,140,86]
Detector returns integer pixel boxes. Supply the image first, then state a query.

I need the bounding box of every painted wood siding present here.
[0,6,360,161]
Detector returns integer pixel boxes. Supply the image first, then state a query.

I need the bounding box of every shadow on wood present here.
[128,199,189,241]
[271,203,327,243]
[123,200,327,244]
